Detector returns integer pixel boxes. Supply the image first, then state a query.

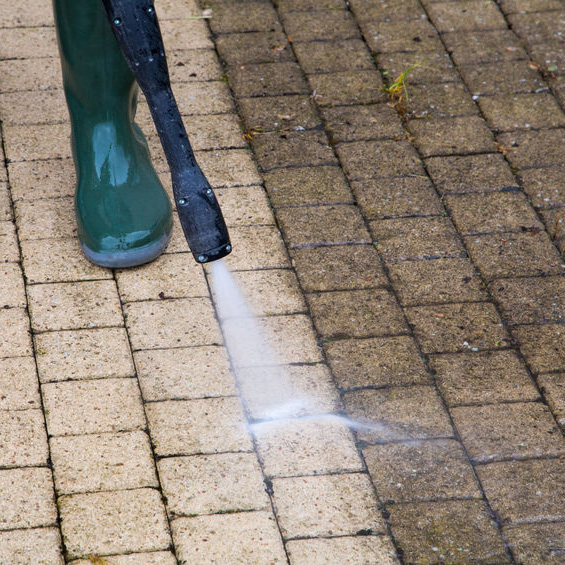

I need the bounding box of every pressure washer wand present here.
[101,0,231,263]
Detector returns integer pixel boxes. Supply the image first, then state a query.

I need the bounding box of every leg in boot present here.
[53,0,173,268]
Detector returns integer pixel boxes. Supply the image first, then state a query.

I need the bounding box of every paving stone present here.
[389,500,508,564]
[325,336,429,389]
[276,0,346,11]
[0,357,40,411]
[407,302,509,353]
[337,140,423,180]
[197,148,263,188]
[290,244,387,292]
[135,346,235,401]
[539,208,565,254]
[343,386,453,442]
[236,363,340,420]
[34,327,134,383]
[497,129,565,169]
[371,216,464,261]
[146,397,252,457]
[460,61,549,97]
[182,113,246,151]
[0,185,12,222]
[0,89,67,125]
[407,82,478,120]
[253,417,363,477]
[272,473,385,538]
[364,439,481,502]
[307,289,407,339]
[0,468,56,530]
[0,308,32,357]
[477,458,565,523]
[59,489,170,559]
[216,31,294,66]
[277,204,370,247]
[282,9,360,41]
[478,93,565,132]
[0,262,25,308]
[442,30,528,66]
[427,0,507,32]
[3,124,71,162]
[42,378,145,436]
[0,527,63,565]
[350,0,424,22]
[160,19,213,50]
[519,166,565,209]
[499,0,563,12]
[378,51,460,85]
[321,104,404,144]
[175,81,234,116]
[0,27,58,59]
[27,280,123,333]
[409,116,495,157]
[529,44,565,77]
[452,402,564,463]
[125,297,221,350]
[69,553,176,565]
[508,11,565,45]
[0,409,48,468]
[388,258,487,305]
[351,176,443,219]
[15,197,75,240]
[538,373,565,427]
[209,1,280,34]
[513,324,565,374]
[489,276,565,325]
[50,431,158,495]
[294,39,374,74]
[216,185,274,227]
[286,536,399,565]
[425,153,518,195]
[429,350,539,406]
[503,521,565,564]
[172,512,287,564]
[464,231,564,279]
[307,70,384,106]
[362,18,443,53]
[445,191,543,235]
[238,95,320,133]
[159,452,268,517]
[167,48,223,82]
[228,62,308,98]
[251,130,336,171]
[263,166,352,207]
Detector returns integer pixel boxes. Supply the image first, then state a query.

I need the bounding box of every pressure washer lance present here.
[101,0,231,264]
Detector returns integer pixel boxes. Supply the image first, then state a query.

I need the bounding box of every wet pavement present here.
[0,0,564,563]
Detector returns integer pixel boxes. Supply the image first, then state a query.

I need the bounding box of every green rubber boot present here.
[53,0,173,268]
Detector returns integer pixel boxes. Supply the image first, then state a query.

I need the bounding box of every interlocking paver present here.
[0,528,63,565]
[0,356,40,410]
[0,409,48,468]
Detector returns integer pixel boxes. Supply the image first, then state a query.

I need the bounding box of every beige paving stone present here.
[135,346,235,401]
[0,262,26,308]
[0,0,54,27]
[125,297,222,350]
[0,357,40,411]
[222,314,323,367]
[0,184,11,221]
[169,49,222,84]
[253,416,363,477]
[0,28,58,60]
[538,373,565,427]
[163,214,190,254]
[0,89,67,125]
[214,268,306,317]
[0,527,63,565]
[0,57,61,93]
[116,253,208,302]
[364,439,481,503]
[160,19,214,50]
[216,185,275,227]
[477,458,565,523]
[3,124,71,162]
[0,409,48,468]
[0,220,20,262]
[273,473,385,538]
[15,197,75,240]
[70,552,177,565]
[146,397,252,457]
[42,378,145,436]
[159,452,268,517]
[196,149,263,188]
[503,521,565,565]
[51,431,158,495]
[174,81,235,116]
[512,324,565,374]
[222,225,290,271]
[27,280,123,333]
[21,237,111,284]
[172,511,287,564]
[35,327,134,383]
[59,488,170,559]
[0,308,32,357]
[0,468,57,530]
[343,386,454,443]
[183,113,246,151]
[7,158,75,202]
[152,0,200,19]
[286,536,399,565]
[237,363,341,420]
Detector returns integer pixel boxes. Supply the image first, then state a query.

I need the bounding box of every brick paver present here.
[0,0,564,562]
